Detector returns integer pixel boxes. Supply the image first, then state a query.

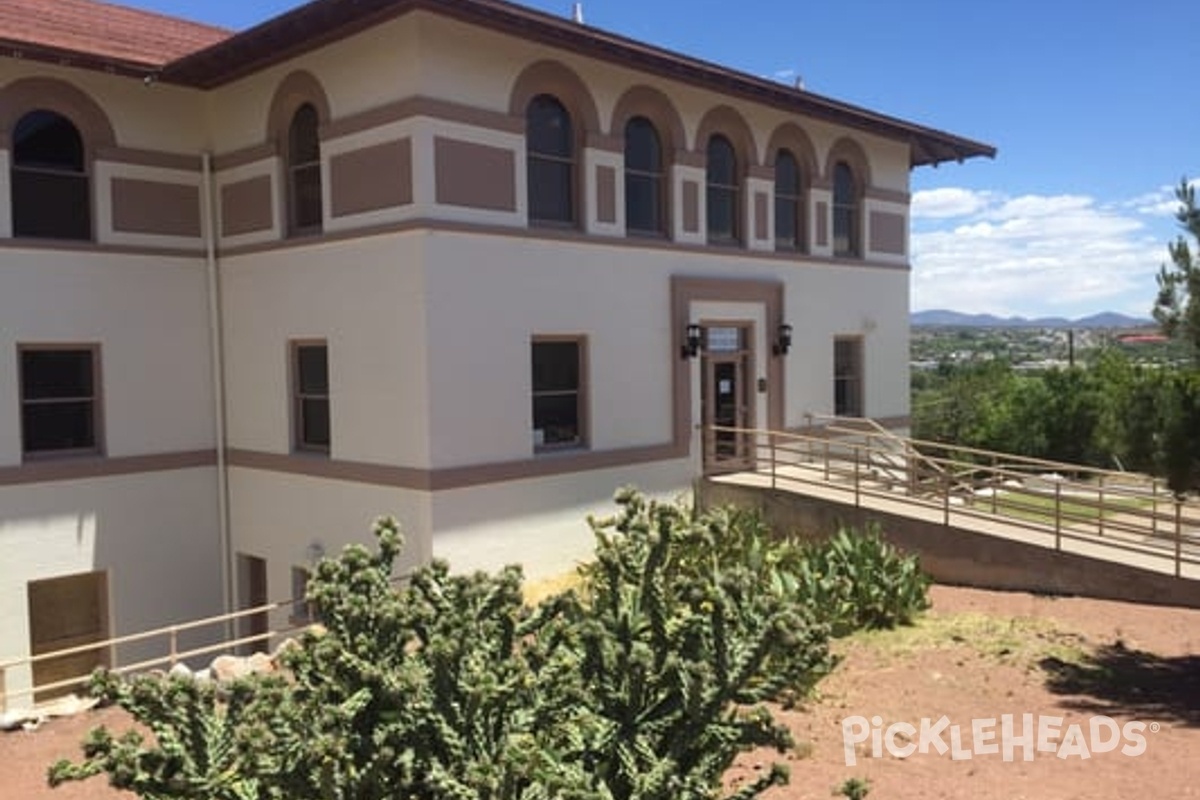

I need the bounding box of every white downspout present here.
[201,152,233,625]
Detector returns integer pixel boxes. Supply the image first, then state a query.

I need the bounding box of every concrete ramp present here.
[701,477,1200,610]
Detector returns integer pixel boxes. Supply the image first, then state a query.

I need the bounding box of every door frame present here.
[700,319,756,472]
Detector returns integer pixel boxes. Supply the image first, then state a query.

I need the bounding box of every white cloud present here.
[1123,178,1200,217]
[911,187,1170,318]
[911,187,992,219]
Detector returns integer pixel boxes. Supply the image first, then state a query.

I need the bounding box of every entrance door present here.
[701,324,754,471]
[28,571,110,702]
[236,553,268,655]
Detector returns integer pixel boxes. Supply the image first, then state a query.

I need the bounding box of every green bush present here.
[798,525,930,638]
[49,493,927,800]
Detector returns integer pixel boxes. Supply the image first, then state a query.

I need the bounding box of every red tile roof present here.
[0,0,230,69]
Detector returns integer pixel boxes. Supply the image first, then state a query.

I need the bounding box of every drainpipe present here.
[201,152,234,627]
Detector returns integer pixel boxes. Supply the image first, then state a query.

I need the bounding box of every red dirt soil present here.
[4,585,1199,799]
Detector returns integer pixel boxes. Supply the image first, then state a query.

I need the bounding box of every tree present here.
[1152,178,1200,362]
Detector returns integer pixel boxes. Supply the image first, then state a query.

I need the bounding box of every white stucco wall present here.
[430,458,694,580]
[0,468,222,709]
[0,250,215,464]
[226,467,432,601]
[219,234,431,465]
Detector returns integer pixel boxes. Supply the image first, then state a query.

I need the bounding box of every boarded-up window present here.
[28,571,109,701]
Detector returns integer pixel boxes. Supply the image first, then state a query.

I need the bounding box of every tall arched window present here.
[287,103,322,236]
[624,116,663,235]
[706,134,738,244]
[774,149,803,251]
[832,161,859,257]
[526,94,574,225]
[12,110,89,240]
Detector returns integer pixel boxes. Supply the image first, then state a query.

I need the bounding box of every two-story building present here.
[0,0,992,705]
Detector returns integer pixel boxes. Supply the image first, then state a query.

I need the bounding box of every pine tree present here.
[1153,178,1200,362]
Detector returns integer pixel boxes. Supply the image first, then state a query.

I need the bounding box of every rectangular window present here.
[833,205,858,257]
[625,172,662,234]
[834,337,864,417]
[706,185,738,243]
[527,156,574,224]
[531,337,586,450]
[292,341,330,452]
[19,345,101,457]
[775,195,798,249]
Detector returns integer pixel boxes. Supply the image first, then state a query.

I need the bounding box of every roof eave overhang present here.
[44,0,995,167]
[0,38,162,80]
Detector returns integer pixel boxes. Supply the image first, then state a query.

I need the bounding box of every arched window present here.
[832,161,859,257]
[11,110,89,240]
[526,94,574,224]
[624,116,663,235]
[287,103,322,236]
[774,149,804,251]
[706,134,738,244]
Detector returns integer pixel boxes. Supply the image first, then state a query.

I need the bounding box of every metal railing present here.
[1,595,309,713]
[705,420,1200,580]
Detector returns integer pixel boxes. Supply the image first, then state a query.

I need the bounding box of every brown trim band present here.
[95,146,202,172]
[864,186,911,204]
[0,450,216,487]
[0,238,202,258]
[322,95,524,141]
[213,142,278,172]
[585,132,624,153]
[216,215,912,272]
[227,443,683,491]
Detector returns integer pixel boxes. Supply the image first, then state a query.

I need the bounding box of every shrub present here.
[51,494,842,800]
[797,525,930,638]
[567,489,834,800]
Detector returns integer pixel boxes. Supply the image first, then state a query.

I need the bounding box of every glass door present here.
[701,324,754,471]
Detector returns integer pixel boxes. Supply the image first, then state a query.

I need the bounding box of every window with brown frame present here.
[832,161,859,257]
[531,338,586,450]
[834,337,864,418]
[292,341,330,452]
[11,110,90,240]
[624,116,664,235]
[19,345,101,457]
[774,149,804,251]
[706,134,739,244]
[526,94,575,225]
[287,103,322,236]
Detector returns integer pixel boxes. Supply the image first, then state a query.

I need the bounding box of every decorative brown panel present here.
[221,175,273,237]
[330,138,413,217]
[434,137,516,211]
[111,178,201,237]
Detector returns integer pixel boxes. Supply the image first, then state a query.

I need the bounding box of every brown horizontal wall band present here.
[0,449,217,486]
[216,215,913,272]
[226,442,684,491]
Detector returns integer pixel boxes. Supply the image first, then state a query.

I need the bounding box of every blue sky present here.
[134,0,1200,319]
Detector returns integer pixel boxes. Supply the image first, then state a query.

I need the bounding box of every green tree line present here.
[912,353,1200,493]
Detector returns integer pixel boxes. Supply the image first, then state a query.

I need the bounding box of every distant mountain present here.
[911,309,1153,329]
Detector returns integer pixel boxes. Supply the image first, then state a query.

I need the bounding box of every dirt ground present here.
[3,584,1199,799]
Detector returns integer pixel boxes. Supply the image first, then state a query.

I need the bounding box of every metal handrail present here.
[706,423,1198,580]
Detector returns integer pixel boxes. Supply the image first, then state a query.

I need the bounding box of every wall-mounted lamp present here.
[773,323,793,356]
[681,323,702,359]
